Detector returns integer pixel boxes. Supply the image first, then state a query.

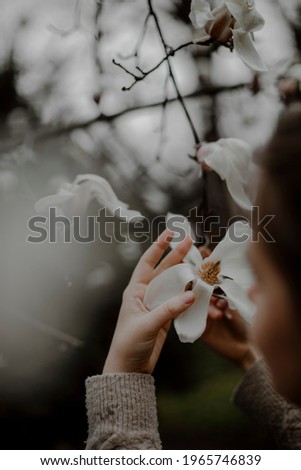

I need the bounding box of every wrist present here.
[102,356,128,374]
[240,347,260,372]
[102,354,148,374]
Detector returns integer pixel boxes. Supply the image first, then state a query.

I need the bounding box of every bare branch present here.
[118,12,152,63]
[94,0,104,75]
[113,38,215,92]
[146,0,200,145]
[24,82,248,145]
[112,59,146,91]
[0,82,249,156]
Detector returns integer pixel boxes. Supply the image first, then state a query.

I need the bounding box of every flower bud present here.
[205,5,235,44]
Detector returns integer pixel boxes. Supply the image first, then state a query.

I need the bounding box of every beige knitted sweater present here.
[85,361,301,449]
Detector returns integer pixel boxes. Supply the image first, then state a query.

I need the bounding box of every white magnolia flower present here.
[35,174,143,221]
[287,63,301,83]
[144,216,255,343]
[196,138,253,210]
[190,0,266,71]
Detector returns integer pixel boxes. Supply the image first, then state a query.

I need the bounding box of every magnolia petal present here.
[34,191,74,216]
[209,221,253,289]
[193,31,211,43]
[199,138,253,210]
[221,277,256,324]
[144,263,197,311]
[184,244,204,271]
[189,0,214,30]
[35,174,143,222]
[199,138,252,184]
[225,0,265,33]
[222,169,252,210]
[74,174,143,220]
[287,64,301,82]
[34,184,92,218]
[166,212,194,247]
[174,279,214,343]
[166,212,203,269]
[233,30,267,72]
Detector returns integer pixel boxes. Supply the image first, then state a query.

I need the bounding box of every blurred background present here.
[0,0,300,450]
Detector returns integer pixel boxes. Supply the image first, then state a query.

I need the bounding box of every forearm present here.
[85,373,162,450]
[232,360,301,449]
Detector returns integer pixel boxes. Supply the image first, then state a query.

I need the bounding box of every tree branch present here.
[113,38,215,92]
[0,82,249,155]
[24,82,247,145]
[118,12,152,63]
[146,0,201,144]
[112,0,215,145]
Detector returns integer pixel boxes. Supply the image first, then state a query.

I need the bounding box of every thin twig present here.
[139,39,214,76]
[113,38,214,92]
[94,0,103,75]
[147,0,200,144]
[118,12,152,63]
[113,0,211,144]
[155,73,169,162]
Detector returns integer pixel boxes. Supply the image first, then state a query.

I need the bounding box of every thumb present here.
[146,291,195,333]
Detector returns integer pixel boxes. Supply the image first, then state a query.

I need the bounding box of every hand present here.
[103,229,196,375]
[202,304,259,371]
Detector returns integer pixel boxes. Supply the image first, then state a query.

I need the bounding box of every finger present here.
[153,235,193,277]
[225,311,234,320]
[145,291,195,333]
[216,299,228,310]
[225,307,242,321]
[131,229,174,284]
[208,304,224,319]
[199,246,211,258]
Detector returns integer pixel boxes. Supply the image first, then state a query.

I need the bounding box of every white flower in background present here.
[190,0,266,71]
[144,216,255,343]
[35,174,143,221]
[277,63,301,102]
[287,63,301,83]
[196,138,253,210]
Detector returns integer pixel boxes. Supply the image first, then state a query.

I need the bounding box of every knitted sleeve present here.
[85,372,162,450]
[232,360,301,449]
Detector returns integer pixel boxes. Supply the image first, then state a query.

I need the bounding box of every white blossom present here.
[196,138,253,210]
[35,174,143,221]
[144,215,255,343]
[190,0,266,71]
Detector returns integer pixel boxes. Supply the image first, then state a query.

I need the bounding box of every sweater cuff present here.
[231,359,276,412]
[86,373,159,434]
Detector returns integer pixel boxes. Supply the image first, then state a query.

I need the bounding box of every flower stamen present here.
[199,260,221,285]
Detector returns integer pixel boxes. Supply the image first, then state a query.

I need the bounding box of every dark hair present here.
[255,105,301,301]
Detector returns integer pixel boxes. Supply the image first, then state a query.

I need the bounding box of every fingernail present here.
[182,291,195,305]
